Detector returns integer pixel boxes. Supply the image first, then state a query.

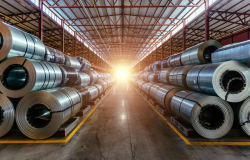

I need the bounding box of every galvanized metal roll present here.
[85,85,99,101]
[58,65,78,86]
[0,94,16,137]
[169,53,182,67]
[75,57,91,72]
[181,40,223,65]
[154,85,182,112]
[64,55,81,71]
[45,46,65,64]
[211,40,250,66]
[169,67,182,86]
[147,73,154,82]
[142,82,156,95]
[77,72,90,87]
[158,68,174,84]
[186,61,250,102]
[73,85,90,107]
[96,79,108,91]
[16,87,82,139]
[93,84,103,95]
[141,71,152,81]
[149,83,165,100]
[161,56,171,68]
[0,22,46,61]
[171,90,233,139]
[137,80,147,90]
[0,57,62,98]
[88,70,99,84]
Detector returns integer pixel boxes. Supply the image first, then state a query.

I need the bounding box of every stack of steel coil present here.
[65,55,81,71]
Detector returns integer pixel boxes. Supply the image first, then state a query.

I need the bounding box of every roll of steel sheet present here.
[137,80,147,90]
[75,57,91,72]
[85,85,99,101]
[169,53,182,67]
[77,72,90,87]
[153,71,160,82]
[158,68,174,84]
[88,70,99,84]
[93,84,103,95]
[186,61,250,102]
[181,40,223,65]
[142,82,156,95]
[0,94,16,137]
[147,73,155,82]
[149,83,165,100]
[58,65,78,86]
[161,56,171,68]
[171,90,233,139]
[152,61,162,72]
[0,57,62,98]
[169,67,182,86]
[211,40,250,66]
[73,85,90,107]
[0,22,46,61]
[16,87,82,139]
[45,46,65,64]
[141,71,151,81]
[96,79,108,91]
[154,85,182,112]
[64,55,81,71]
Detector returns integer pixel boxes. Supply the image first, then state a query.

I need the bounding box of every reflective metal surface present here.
[73,85,90,107]
[77,72,90,87]
[93,84,104,95]
[212,39,250,66]
[96,79,108,91]
[85,85,99,101]
[65,55,81,71]
[75,57,91,72]
[142,82,155,95]
[181,40,223,65]
[59,65,78,86]
[170,90,233,139]
[0,94,16,137]
[169,53,182,67]
[158,68,174,84]
[45,46,65,64]
[88,70,99,84]
[16,87,82,139]
[149,83,165,100]
[0,57,62,98]
[0,21,46,61]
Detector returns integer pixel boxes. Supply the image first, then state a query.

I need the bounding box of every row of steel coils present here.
[131,38,250,139]
[0,22,116,139]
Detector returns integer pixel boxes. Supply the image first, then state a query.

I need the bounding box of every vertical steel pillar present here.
[96,54,98,65]
[155,50,157,62]
[38,0,43,41]
[88,49,90,61]
[161,42,163,61]
[74,32,77,57]
[82,43,84,58]
[205,0,209,41]
[61,20,64,53]
[152,52,153,63]
[170,32,172,55]
[182,20,186,51]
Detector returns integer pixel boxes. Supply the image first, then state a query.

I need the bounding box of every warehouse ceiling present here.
[0,0,250,68]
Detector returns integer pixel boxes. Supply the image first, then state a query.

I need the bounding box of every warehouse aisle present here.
[0,80,250,160]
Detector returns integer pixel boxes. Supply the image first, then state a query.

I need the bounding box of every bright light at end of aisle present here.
[116,70,129,79]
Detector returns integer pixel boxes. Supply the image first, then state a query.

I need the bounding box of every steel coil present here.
[73,85,90,107]
[75,57,91,72]
[93,84,103,95]
[171,90,233,139]
[149,83,165,100]
[169,67,182,86]
[211,39,250,66]
[0,57,62,98]
[96,79,108,91]
[158,68,174,84]
[181,40,223,65]
[0,22,46,61]
[64,55,81,70]
[85,85,99,101]
[0,94,16,137]
[161,57,170,68]
[169,53,182,67]
[16,87,82,139]
[147,73,154,82]
[141,71,152,81]
[154,85,182,112]
[137,80,147,90]
[142,82,156,95]
[88,70,99,84]
[77,72,90,87]
[186,61,250,102]
[58,65,78,86]
[45,46,65,64]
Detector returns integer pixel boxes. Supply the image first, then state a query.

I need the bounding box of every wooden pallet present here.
[56,117,80,137]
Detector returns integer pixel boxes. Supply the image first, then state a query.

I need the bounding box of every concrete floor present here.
[0,79,250,160]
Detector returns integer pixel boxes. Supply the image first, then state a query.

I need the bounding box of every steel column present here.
[88,49,90,61]
[38,0,43,41]
[61,20,64,53]
[155,50,157,61]
[205,0,209,41]
[82,43,84,58]
[74,32,77,57]
[170,32,172,55]
[182,20,186,51]
[161,42,163,61]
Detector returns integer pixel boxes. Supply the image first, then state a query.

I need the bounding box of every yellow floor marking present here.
[131,84,250,146]
[0,86,114,144]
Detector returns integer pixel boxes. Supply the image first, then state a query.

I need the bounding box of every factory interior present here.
[1,0,250,159]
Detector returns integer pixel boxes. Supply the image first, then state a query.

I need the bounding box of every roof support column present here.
[74,32,77,57]
[170,32,172,55]
[205,0,209,41]
[182,20,186,51]
[61,20,64,53]
[152,52,153,63]
[161,42,163,61]
[155,50,157,62]
[88,49,90,61]
[82,43,84,58]
[38,0,43,41]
